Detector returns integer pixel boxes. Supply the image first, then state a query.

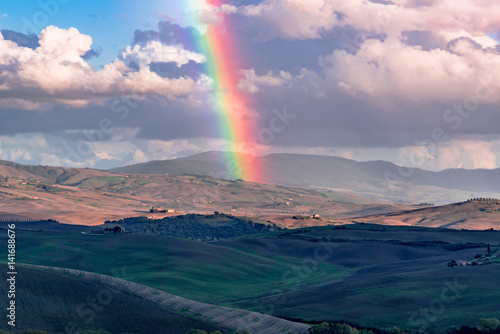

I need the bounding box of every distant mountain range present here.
[110,151,500,204]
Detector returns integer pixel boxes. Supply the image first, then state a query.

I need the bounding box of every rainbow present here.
[186,0,261,182]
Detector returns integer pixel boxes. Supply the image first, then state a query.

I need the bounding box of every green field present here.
[3,224,500,333]
[7,230,348,305]
[0,264,225,333]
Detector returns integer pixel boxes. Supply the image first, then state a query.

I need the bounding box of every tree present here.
[309,322,331,334]
[476,318,500,334]
[309,322,361,334]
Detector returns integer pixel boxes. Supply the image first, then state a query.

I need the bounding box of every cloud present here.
[132,149,149,163]
[238,69,293,93]
[1,2,500,172]
[121,40,206,68]
[0,129,233,169]
[203,0,500,106]
[109,3,500,163]
[0,26,208,110]
[0,133,49,164]
[232,0,500,42]
[132,21,203,52]
[319,36,500,104]
[236,0,339,41]
[398,139,499,171]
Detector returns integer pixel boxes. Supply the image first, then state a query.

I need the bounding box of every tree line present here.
[104,213,282,241]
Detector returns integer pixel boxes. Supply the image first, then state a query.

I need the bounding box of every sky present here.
[1,0,500,172]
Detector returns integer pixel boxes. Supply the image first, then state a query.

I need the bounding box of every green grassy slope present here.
[218,225,500,332]
[3,224,500,333]
[6,231,347,305]
[0,263,225,333]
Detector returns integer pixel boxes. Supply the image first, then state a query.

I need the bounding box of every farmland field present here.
[2,223,500,332]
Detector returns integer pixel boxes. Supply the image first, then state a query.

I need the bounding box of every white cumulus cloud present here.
[0,26,208,110]
[121,40,206,68]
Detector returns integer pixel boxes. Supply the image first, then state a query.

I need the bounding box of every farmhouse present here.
[150,206,174,213]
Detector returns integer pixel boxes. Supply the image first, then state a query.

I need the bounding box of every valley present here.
[1,223,499,333]
[0,158,499,333]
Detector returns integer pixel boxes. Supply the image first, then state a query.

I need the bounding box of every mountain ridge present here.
[110,151,500,204]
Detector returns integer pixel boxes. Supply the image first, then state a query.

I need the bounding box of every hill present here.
[5,225,500,333]
[110,151,500,204]
[221,225,500,332]
[342,198,500,229]
[0,263,227,334]
[0,160,413,226]
[2,157,500,229]
[0,263,309,334]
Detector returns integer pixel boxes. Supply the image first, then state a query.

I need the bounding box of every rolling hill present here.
[0,263,309,334]
[110,151,500,204]
[340,198,500,230]
[0,263,227,334]
[1,156,500,229]
[4,224,500,333]
[0,159,414,226]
